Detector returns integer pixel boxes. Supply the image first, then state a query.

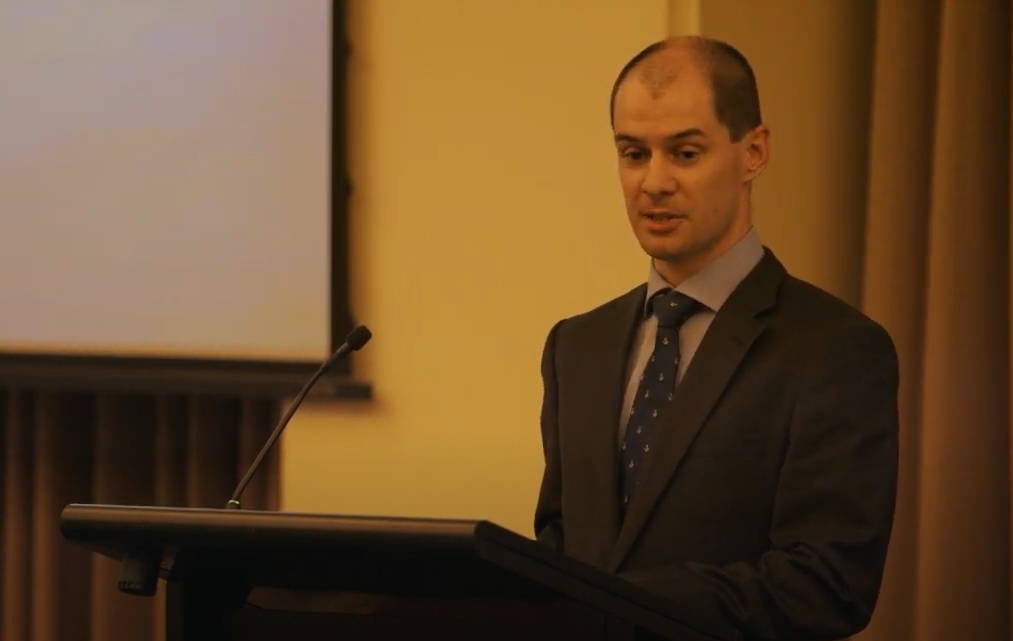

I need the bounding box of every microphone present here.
[225,325,372,510]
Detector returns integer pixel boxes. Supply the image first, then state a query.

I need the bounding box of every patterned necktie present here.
[620,289,701,509]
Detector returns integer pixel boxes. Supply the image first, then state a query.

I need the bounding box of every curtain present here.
[858,0,1011,640]
[0,389,280,641]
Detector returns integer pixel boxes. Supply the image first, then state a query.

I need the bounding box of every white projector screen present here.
[0,1,333,362]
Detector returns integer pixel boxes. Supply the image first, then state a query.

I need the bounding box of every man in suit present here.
[533,36,899,641]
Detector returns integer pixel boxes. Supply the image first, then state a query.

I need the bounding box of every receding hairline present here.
[629,39,708,89]
[611,37,712,100]
[609,36,762,141]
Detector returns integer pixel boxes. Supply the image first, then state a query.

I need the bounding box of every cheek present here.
[617,171,640,203]
[686,168,734,206]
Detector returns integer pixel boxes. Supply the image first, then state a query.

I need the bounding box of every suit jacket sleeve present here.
[533,319,565,552]
[620,320,901,641]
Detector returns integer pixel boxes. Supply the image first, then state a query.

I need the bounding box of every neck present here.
[654,220,752,287]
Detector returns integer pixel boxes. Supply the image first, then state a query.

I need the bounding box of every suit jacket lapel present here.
[608,251,786,571]
[569,285,645,567]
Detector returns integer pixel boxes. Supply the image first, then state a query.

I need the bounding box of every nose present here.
[640,155,676,200]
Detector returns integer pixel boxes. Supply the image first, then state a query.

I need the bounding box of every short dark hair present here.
[609,37,762,142]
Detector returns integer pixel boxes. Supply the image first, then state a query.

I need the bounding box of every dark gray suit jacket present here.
[533,250,899,641]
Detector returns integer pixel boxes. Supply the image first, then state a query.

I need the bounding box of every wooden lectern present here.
[60,503,739,641]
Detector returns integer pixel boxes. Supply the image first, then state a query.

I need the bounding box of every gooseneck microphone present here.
[225,325,372,510]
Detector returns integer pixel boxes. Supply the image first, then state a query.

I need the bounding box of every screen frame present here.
[0,1,369,399]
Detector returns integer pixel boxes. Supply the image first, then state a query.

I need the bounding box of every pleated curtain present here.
[0,390,280,641]
[857,1,1012,640]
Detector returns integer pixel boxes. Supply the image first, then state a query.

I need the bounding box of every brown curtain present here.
[0,389,280,641]
[858,1,1012,640]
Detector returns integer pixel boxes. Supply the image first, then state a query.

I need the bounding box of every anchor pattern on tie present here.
[620,289,701,508]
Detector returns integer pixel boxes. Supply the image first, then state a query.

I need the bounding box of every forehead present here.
[612,64,721,137]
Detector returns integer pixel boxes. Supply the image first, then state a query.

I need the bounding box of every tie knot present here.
[651,290,700,328]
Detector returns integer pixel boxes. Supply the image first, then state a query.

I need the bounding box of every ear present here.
[742,125,770,183]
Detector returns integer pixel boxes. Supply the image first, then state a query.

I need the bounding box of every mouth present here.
[640,210,687,223]
[641,211,681,222]
[639,210,685,233]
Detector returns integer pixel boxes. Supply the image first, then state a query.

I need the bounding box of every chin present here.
[638,238,692,263]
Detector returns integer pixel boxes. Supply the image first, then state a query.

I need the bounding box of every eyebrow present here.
[614,128,706,145]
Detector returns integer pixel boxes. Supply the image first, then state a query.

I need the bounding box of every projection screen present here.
[0,1,339,364]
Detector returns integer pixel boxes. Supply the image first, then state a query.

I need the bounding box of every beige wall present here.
[279,0,669,534]
[280,0,876,536]
[698,0,876,305]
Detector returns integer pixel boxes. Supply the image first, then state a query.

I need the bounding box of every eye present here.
[675,149,700,163]
[620,148,648,162]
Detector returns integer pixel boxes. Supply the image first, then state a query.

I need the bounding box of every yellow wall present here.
[697,0,876,305]
[280,0,876,537]
[279,0,669,534]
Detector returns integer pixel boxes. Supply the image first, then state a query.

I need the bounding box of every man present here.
[533,36,899,641]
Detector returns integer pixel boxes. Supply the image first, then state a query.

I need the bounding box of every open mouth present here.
[642,212,680,222]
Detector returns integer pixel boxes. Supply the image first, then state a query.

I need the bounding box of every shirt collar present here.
[643,227,765,318]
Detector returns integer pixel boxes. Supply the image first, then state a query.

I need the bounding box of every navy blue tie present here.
[620,289,701,508]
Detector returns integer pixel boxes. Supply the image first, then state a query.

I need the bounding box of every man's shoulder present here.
[552,283,645,336]
[774,274,896,356]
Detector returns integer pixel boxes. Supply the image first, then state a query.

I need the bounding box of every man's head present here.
[610,36,769,285]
